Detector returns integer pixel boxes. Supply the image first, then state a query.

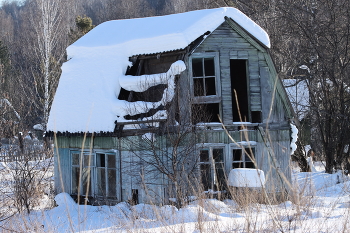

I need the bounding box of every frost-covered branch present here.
[0,99,21,120]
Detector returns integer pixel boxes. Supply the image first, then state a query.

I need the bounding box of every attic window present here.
[190,53,221,123]
[192,57,217,96]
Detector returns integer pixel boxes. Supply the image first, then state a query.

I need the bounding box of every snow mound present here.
[190,199,230,214]
[54,193,77,207]
[278,201,293,208]
[176,205,217,223]
[131,203,160,220]
[228,168,265,188]
[159,205,178,221]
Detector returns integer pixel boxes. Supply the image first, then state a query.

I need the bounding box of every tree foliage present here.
[69,15,94,44]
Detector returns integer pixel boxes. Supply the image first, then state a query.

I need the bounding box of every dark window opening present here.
[244,148,255,168]
[97,153,106,167]
[200,150,209,162]
[199,148,225,191]
[230,60,249,122]
[124,105,165,120]
[118,84,167,102]
[215,164,225,191]
[131,189,139,205]
[200,163,212,191]
[192,103,220,124]
[213,148,224,162]
[108,154,116,168]
[232,149,242,161]
[232,148,255,169]
[251,111,262,123]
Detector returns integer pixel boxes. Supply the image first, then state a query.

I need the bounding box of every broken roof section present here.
[47,7,270,133]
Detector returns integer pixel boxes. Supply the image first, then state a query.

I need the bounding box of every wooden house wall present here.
[54,148,71,194]
[192,21,263,124]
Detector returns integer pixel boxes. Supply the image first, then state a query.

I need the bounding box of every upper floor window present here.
[192,57,217,96]
[190,53,220,99]
[190,53,221,123]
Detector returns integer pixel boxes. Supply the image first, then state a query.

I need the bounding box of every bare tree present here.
[18,0,74,129]
[272,0,350,173]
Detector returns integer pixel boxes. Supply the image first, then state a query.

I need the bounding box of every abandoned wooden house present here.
[47,7,296,205]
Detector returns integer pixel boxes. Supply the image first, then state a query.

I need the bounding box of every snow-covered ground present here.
[1,161,350,232]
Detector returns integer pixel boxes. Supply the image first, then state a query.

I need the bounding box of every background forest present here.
[1,0,350,173]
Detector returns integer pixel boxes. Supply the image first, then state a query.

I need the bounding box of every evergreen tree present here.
[69,15,94,44]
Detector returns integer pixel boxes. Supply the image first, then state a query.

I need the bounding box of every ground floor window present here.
[199,146,225,191]
[71,151,118,199]
[199,145,256,191]
[232,147,255,169]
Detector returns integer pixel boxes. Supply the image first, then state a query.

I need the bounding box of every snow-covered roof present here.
[47,7,270,133]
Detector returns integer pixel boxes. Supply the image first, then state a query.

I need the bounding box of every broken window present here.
[230,59,249,122]
[232,147,255,169]
[199,147,226,191]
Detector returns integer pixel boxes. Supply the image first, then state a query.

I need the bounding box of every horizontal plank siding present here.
[195,22,263,124]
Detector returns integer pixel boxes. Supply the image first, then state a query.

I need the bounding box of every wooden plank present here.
[55,148,71,194]
[250,79,260,87]
[238,51,248,59]
[250,86,260,93]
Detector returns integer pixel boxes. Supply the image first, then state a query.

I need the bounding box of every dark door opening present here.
[230,60,249,122]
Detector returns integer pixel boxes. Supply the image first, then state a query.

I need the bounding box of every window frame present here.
[70,150,119,200]
[230,144,256,169]
[198,144,227,191]
[189,52,221,103]
[189,52,222,123]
